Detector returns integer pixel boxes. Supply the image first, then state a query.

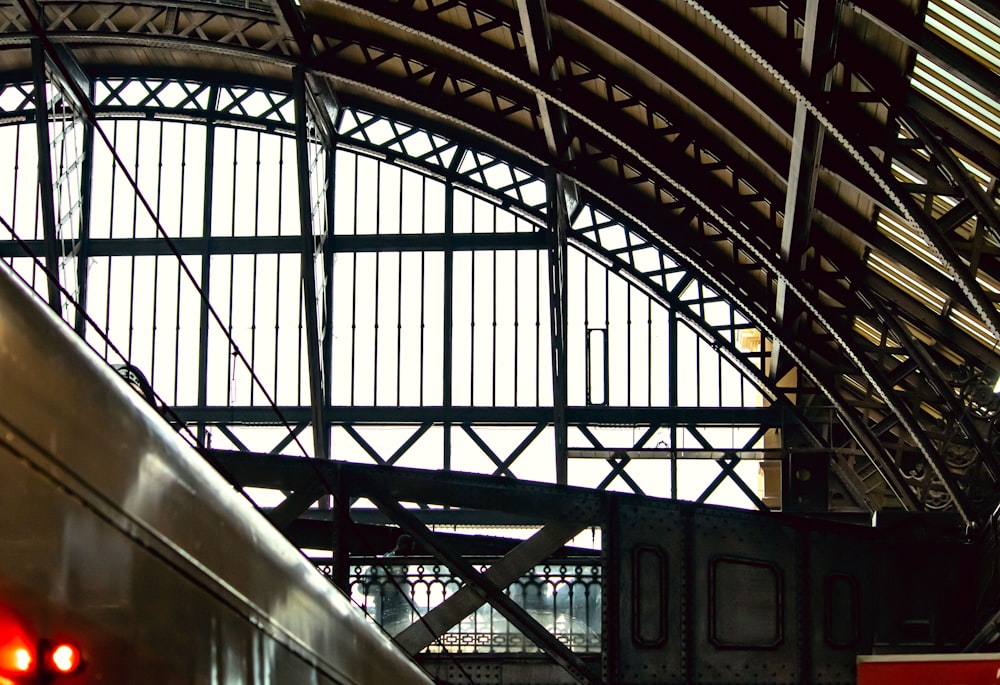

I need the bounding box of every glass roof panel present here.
[912,56,1000,141]
[926,0,1000,72]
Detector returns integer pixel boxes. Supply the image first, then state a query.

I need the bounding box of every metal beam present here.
[196,90,219,447]
[364,487,602,685]
[267,0,340,142]
[771,0,839,380]
[294,66,330,461]
[868,294,999,483]
[73,102,94,337]
[904,112,1000,258]
[547,169,570,484]
[691,0,1000,343]
[515,0,570,161]
[205,450,604,522]
[267,483,328,530]
[170,403,798,425]
[394,518,585,655]
[0,232,547,258]
[31,39,62,315]
[443,179,455,471]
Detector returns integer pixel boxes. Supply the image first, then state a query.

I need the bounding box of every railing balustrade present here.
[320,557,602,654]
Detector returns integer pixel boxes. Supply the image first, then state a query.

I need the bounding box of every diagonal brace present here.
[395,518,585,655]
[365,487,602,685]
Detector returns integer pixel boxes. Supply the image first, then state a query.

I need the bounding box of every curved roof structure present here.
[1,0,999,525]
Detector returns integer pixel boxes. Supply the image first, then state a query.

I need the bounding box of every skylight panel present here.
[912,56,1000,142]
[953,149,994,190]
[950,306,1000,348]
[876,211,945,269]
[854,316,889,346]
[867,251,949,314]
[926,0,1000,73]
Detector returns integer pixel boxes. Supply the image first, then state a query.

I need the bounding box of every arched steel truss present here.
[0,0,998,523]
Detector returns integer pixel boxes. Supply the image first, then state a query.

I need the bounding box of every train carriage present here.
[0,266,432,684]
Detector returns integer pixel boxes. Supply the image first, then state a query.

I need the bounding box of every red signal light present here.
[44,643,80,675]
[0,642,31,674]
[0,610,33,677]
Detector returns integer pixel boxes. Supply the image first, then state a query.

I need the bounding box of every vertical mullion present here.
[419,250,426,406]
[350,251,358,406]
[717,308,724,406]
[375,161,382,235]
[250,131,262,406]
[443,179,454,470]
[470,246,476,402]
[10,125,20,249]
[172,123,190,405]
[103,123,117,358]
[372,163,381,397]
[149,121,164,390]
[696,285,703,407]
[735,308,744,406]
[546,170,569,485]
[373,251,381,404]
[126,121,142,361]
[8,125,22,274]
[227,128,238,406]
[396,165,404,407]
[298,260,305,404]
[647,298,652,407]
[418,177,427,406]
[492,246,497,407]
[323,147,336,416]
[74,95,95,337]
[669,309,678,500]
[273,135,284,400]
[603,269,612,406]
[624,273,629,406]
[196,87,219,447]
[514,248,519,406]
[350,153,358,405]
[535,248,541,408]
[397,249,403,406]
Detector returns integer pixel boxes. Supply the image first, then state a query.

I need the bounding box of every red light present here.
[0,643,31,673]
[44,643,80,675]
[0,609,34,676]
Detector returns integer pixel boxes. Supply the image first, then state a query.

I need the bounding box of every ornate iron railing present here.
[323,556,602,654]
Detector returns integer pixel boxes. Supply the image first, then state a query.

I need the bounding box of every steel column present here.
[547,169,570,484]
[293,66,329,460]
[771,0,838,381]
[196,87,219,448]
[443,177,455,471]
[73,100,94,336]
[31,39,62,315]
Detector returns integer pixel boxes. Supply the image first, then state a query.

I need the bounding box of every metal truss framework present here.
[0,0,997,524]
[209,449,979,683]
